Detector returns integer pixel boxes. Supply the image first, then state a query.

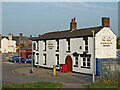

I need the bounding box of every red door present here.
[65,56,72,72]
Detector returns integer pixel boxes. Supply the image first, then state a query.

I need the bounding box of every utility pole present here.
[92,30,95,83]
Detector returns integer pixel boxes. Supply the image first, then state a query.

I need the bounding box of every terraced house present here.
[32,17,116,75]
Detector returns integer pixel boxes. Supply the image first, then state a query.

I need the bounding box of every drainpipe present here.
[92,30,95,83]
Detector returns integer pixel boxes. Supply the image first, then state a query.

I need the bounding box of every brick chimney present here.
[19,33,22,37]
[0,34,1,38]
[30,35,32,38]
[8,33,13,40]
[102,17,110,27]
[70,17,77,31]
[38,35,41,37]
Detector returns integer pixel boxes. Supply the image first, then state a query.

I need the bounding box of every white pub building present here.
[32,17,116,75]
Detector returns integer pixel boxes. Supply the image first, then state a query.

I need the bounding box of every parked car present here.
[12,56,25,63]
[8,57,14,62]
[21,58,34,63]
[56,65,60,70]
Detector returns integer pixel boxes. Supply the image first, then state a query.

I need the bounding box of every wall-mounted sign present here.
[100,36,114,46]
[48,41,54,49]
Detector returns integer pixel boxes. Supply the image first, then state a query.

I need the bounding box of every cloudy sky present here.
[2,2,119,37]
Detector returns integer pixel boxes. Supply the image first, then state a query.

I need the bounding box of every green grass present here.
[88,79,120,88]
[3,82,63,88]
[2,60,9,62]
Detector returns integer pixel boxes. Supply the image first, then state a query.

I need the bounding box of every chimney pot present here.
[70,18,77,31]
[72,19,73,22]
[74,17,76,21]
[30,35,32,38]
[19,33,23,37]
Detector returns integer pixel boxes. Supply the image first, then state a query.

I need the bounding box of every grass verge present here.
[2,60,9,62]
[3,81,63,88]
[88,79,120,88]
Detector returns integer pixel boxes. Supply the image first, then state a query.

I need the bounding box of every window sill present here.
[56,50,59,52]
[83,51,88,53]
[81,66,90,69]
[36,62,39,64]
[66,51,71,53]
[74,65,78,67]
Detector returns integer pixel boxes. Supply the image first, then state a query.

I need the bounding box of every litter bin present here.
[60,64,68,72]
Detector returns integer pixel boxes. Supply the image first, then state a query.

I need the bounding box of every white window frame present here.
[74,56,78,67]
[43,54,46,65]
[36,53,39,64]
[81,57,90,69]
[56,55,59,65]
[56,39,59,51]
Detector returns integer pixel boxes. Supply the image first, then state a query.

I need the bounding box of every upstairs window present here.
[83,37,88,52]
[56,39,59,51]
[43,40,46,51]
[66,38,70,52]
[33,43,36,50]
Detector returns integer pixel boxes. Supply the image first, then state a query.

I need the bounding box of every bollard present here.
[53,64,56,76]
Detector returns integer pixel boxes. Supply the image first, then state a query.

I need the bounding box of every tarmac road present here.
[2,62,93,88]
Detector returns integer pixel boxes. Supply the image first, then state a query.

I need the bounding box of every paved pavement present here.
[2,62,93,88]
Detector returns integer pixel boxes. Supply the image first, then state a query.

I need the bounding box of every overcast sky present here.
[2,2,118,37]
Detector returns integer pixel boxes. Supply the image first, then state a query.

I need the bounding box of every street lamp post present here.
[30,43,34,73]
[92,30,95,83]
[19,35,20,64]
[31,51,34,73]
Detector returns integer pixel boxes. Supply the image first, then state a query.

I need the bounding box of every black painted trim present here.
[66,51,71,53]
[74,65,78,67]
[81,66,90,69]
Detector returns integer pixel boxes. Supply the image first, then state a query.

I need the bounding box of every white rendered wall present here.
[1,38,16,53]
[8,40,16,53]
[32,27,116,75]
[1,38,8,53]
[33,37,94,74]
[95,27,116,58]
[71,37,94,74]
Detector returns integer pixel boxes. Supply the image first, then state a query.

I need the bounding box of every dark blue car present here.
[13,56,25,63]
[21,58,34,63]
[8,56,25,63]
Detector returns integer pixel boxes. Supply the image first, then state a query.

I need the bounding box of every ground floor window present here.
[74,56,78,67]
[43,54,46,65]
[36,53,39,64]
[81,57,90,69]
[56,54,59,65]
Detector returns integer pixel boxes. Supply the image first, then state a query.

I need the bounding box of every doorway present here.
[65,55,72,72]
